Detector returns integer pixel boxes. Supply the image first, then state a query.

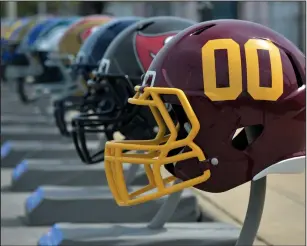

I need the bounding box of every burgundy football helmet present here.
[103,19,306,206]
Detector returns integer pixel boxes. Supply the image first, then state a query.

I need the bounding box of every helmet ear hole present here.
[285,52,305,88]
[232,124,264,151]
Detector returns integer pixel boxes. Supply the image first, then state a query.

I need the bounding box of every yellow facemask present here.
[104,85,211,206]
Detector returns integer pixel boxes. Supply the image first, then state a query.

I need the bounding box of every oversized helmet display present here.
[1,18,21,40]
[16,17,56,54]
[4,16,51,85]
[71,16,197,165]
[5,17,31,44]
[1,18,25,46]
[53,17,144,137]
[31,17,80,84]
[57,15,112,57]
[102,19,306,206]
[79,25,100,41]
[1,19,22,60]
[43,15,111,85]
[8,16,48,46]
[1,18,32,82]
[32,17,80,52]
[4,17,38,65]
[11,18,80,104]
[11,17,58,84]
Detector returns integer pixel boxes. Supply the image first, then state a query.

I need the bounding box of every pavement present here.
[195,172,306,246]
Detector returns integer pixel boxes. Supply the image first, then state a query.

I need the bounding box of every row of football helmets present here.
[1,13,305,233]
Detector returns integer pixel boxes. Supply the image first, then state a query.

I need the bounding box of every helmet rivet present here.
[211,158,219,166]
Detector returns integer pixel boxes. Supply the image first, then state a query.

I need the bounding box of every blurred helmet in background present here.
[4,16,51,81]
[16,16,57,54]
[33,17,80,52]
[53,17,144,137]
[35,15,112,88]
[29,17,80,85]
[71,16,196,164]
[57,15,112,57]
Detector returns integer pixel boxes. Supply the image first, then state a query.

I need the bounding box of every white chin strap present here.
[253,156,306,181]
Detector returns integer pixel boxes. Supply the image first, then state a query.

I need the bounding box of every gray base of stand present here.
[1,107,40,115]
[1,121,54,127]
[1,150,78,168]
[1,126,67,142]
[1,115,52,125]
[1,133,68,142]
[1,140,85,168]
[38,223,239,246]
[1,133,97,142]
[9,160,149,191]
[24,186,201,225]
[1,126,98,142]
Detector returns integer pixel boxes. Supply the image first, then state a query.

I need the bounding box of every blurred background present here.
[1,1,306,53]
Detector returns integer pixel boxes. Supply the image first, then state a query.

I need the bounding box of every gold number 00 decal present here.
[201,39,283,101]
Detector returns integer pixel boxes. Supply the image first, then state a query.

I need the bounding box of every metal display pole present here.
[148,179,183,229]
[235,177,267,246]
[144,177,266,245]
[125,163,141,185]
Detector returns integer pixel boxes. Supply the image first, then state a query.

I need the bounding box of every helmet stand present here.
[146,126,267,237]
[37,93,266,246]
[147,179,184,229]
[149,177,266,246]
[23,142,198,226]
[124,163,141,184]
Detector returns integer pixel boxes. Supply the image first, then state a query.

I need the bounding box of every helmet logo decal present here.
[135,33,177,71]
[79,25,100,43]
[80,29,90,41]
